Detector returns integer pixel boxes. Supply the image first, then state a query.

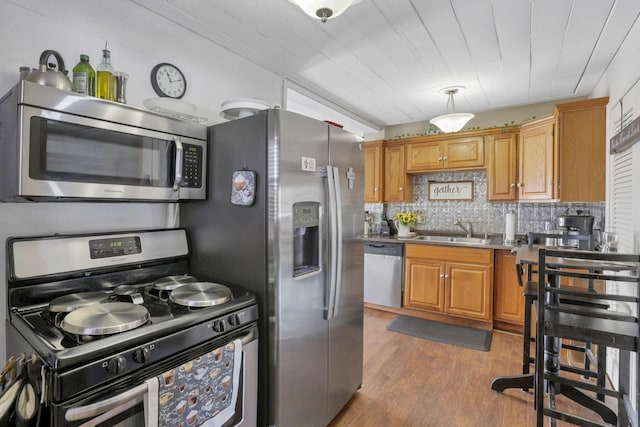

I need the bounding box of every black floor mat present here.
[386,315,492,352]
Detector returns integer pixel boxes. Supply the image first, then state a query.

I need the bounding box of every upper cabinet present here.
[406,136,484,172]
[515,97,608,202]
[383,143,412,203]
[554,97,608,202]
[518,116,556,201]
[364,141,383,203]
[363,96,607,205]
[486,132,518,202]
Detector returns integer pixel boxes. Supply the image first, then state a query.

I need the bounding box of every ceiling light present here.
[288,0,361,23]
[429,86,475,133]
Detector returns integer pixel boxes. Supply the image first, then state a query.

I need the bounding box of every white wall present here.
[0,0,283,124]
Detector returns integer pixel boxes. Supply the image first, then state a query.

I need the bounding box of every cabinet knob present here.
[399,187,403,191]
[517,183,523,188]
[510,183,516,188]
[439,274,445,279]
[444,274,450,279]
[443,156,448,161]
[374,187,378,192]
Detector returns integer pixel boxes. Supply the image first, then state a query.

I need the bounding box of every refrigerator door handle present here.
[332,166,343,318]
[325,165,338,320]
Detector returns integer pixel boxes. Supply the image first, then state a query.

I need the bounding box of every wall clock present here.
[150,63,187,99]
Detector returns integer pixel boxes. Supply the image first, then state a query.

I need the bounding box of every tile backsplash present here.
[365,170,605,238]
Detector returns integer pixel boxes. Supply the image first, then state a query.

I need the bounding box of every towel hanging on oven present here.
[146,338,243,427]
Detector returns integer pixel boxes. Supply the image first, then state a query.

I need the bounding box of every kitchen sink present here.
[451,236,492,245]
[410,235,492,245]
[412,235,453,243]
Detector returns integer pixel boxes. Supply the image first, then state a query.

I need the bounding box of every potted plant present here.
[393,211,417,237]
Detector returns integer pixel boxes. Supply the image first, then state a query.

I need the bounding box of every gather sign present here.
[428,181,474,201]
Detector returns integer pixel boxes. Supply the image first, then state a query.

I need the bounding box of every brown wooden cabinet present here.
[493,250,524,328]
[405,136,484,172]
[404,244,493,321]
[515,97,608,202]
[517,115,556,201]
[364,141,383,203]
[383,143,412,202]
[554,97,607,202]
[486,132,518,202]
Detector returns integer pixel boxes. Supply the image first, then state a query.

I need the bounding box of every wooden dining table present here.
[490,245,636,424]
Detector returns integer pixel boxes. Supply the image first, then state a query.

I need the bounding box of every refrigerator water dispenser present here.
[293,202,320,277]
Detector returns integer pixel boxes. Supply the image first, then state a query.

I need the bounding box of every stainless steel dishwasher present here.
[364,242,403,308]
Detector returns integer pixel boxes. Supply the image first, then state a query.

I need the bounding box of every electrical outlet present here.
[301,157,316,172]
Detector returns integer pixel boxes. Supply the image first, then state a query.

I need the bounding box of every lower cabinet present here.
[403,244,493,321]
[493,250,524,327]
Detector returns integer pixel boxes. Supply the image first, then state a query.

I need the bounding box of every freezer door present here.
[327,126,364,421]
[272,111,330,427]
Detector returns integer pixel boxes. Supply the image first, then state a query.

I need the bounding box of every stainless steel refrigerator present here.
[181,109,364,427]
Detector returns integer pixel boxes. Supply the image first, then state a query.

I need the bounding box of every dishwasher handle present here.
[364,243,403,257]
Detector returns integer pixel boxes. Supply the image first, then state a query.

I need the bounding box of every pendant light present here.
[288,0,361,23]
[429,87,475,133]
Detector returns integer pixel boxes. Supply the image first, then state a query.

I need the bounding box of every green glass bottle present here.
[72,54,96,96]
[96,42,115,101]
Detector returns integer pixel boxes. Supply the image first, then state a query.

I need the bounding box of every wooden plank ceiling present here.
[133,0,640,128]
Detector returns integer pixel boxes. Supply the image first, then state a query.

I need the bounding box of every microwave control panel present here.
[181,143,203,188]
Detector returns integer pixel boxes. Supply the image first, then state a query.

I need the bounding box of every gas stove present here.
[5,229,259,425]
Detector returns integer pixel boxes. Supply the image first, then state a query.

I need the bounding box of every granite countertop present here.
[361,234,520,250]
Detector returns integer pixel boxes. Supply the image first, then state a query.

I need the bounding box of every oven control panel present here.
[89,236,142,259]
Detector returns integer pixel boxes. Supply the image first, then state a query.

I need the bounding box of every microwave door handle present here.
[172,137,184,192]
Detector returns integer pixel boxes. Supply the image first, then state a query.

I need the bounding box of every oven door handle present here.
[65,383,147,422]
[65,329,255,422]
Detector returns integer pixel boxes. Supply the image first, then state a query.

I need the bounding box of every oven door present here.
[54,326,257,427]
[18,105,206,201]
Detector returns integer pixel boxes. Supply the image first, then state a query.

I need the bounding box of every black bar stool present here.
[491,234,611,399]
[536,248,640,426]
[520,233,608,399]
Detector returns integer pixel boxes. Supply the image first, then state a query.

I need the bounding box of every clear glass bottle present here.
[72,54,95,96]
[96,43,114,100]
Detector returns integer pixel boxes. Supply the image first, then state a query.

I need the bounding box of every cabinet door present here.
[444,137,485,169]
[486,133,518,201]
[555,97,607,202]
[445,262,492,320]
[403,258,445,312]
[383,144,411,202]
[364,142,383,203]
[493,250,523,325]
[405,141,443,172]
[518,118,555,201]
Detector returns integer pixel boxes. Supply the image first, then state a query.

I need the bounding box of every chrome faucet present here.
[453,219,473,238]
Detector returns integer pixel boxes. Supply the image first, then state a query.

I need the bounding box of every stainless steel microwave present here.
[0,81,207,201]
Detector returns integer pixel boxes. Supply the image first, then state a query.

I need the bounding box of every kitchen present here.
[1,0,640,426]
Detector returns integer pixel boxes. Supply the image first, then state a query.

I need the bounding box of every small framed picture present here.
[230,170,256,206]
[428,181,474,201]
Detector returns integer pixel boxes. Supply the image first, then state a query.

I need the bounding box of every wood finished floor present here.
[328,308,605,427]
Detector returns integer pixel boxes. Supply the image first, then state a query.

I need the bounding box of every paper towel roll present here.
[505,212,516,243]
